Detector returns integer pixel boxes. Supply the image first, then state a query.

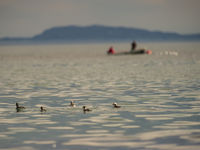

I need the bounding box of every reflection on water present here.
[0,42,200,150]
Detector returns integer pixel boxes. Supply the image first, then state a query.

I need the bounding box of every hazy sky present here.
[0,0,200,38]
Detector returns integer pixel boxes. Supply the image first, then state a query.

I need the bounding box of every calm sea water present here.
[0,42,200,150]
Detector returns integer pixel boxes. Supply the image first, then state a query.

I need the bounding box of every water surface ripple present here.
[0,42,200,150]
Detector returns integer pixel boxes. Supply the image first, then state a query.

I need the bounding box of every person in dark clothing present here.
[131,41,137,52]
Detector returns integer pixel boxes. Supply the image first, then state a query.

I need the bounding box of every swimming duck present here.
[82,106,92,112]
[70,101,75,107]
[112,102,121,108]
[16,103,25,112]
[40,106,46,112]
[16,103,25,110]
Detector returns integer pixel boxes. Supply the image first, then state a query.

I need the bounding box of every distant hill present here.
[1,25,200,44]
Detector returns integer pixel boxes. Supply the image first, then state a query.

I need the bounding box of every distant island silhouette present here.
[1,25,200,44]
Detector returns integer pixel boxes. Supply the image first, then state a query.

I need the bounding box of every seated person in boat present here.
[130,41,145,54]
[107,46,116,54]
[131,41,137,52]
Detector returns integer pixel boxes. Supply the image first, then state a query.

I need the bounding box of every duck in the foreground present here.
[82,106,92,112]
[40,106,46,112]
[112,102,121,108]
[16,103,25,112]
[70,101,75,107]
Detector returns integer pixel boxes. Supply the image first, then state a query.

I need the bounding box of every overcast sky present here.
[0,0,200,38]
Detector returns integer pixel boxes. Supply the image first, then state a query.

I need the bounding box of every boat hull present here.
[108,49,152,55]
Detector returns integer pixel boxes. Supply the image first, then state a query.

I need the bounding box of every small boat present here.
[108,49,152,55]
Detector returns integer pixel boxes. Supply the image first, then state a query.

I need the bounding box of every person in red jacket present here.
[107,46,115,54]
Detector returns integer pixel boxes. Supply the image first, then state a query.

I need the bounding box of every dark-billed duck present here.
[16,103,25,112]
[113,102,121,108]
[40,106,46,112]
[70,101,75,107]
[16,103,25,109]
[82,106,92,112]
